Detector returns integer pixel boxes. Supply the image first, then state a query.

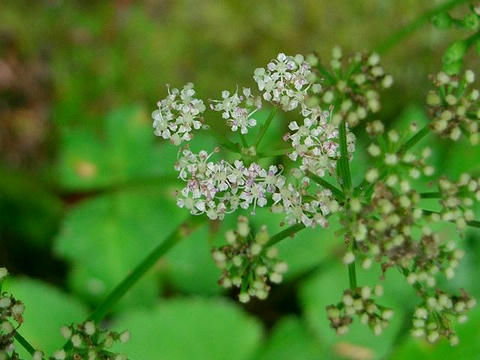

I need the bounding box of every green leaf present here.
[254,317,333,360]
[5,277,88,357]
[113,298,263,360]
[442,59,464,75]
[164,224,222,295]
[54,187,186,309]
[57,105,177,191]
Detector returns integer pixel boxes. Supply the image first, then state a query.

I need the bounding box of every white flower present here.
[286,109,356,177]
[210,88,261,134]
[253,53,318,112]
[152,83,206,145]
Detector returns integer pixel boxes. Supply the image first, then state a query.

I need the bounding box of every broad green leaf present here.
[54,187,186,309]
[5,277,88,357]
[254,316,333,360]
[113,298,263,360]
[165,224,222,295]
[57,105,181,191]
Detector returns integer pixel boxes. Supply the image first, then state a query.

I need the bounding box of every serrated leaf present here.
[113,298,263,360]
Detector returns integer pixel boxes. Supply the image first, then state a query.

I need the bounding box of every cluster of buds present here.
[427,71,480,143]
[51,321,130,360]
[285,107,356,178]
[365,124,434,183]
[349,183,423,272]
[350,183,465,286]
[412,289,476,345]
[311,47,393,128]
[211,216,288,303]
[152,83,207,146]
[210,88,262,134]
[253,53,321,112]
[0,268,25,360]
[432,173,480,231]
[326,285,393,336]
[175,148,337,227]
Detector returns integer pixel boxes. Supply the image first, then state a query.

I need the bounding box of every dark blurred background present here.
[1,1,479,359]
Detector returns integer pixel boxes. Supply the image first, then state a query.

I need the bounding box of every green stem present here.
[87,215,203,323]
[240,133,248,148]
[420,191,441,199]
[338,120,353,192]
[266,223,305,247]
[257,148,291,158]
[348,262,357,290]
[398,125,431,154]
[254,108,277,150]
[307,172,345,201]
[375,0,472,54]
[336,119,358,290]
[14,332,37,356]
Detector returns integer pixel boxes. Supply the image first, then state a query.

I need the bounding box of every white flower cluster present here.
[286,108,355,177]
[53,321,130,360]
[210,88,262,134]
[412,290,476,345]
[152,83,206,145]
[0,268,25,360]
[175,148,336,227]
[253,53,320,112]
[434,173,480,231]
[427,70,479,143]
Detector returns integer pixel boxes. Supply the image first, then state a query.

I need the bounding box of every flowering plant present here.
[152,48,479,344]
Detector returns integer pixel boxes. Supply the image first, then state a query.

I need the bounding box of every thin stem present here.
[240,133,248,148]
[338,120,353,192]
[87,216,203,323]
[257,147,291,158]
[420,191,441,199]
[375,0,472,54]
[14,332,37,356]
[266,223,305,247]
[398,125,431,154]
[254,108,277,150]
[336,119,358,290]
[348,262,357,290]
[307,172,345,201]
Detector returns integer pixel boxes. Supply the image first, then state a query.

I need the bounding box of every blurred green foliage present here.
[1,1,480,359]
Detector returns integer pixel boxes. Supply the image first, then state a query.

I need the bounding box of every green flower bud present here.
[443,41,468,64]
[431,12,453,29]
